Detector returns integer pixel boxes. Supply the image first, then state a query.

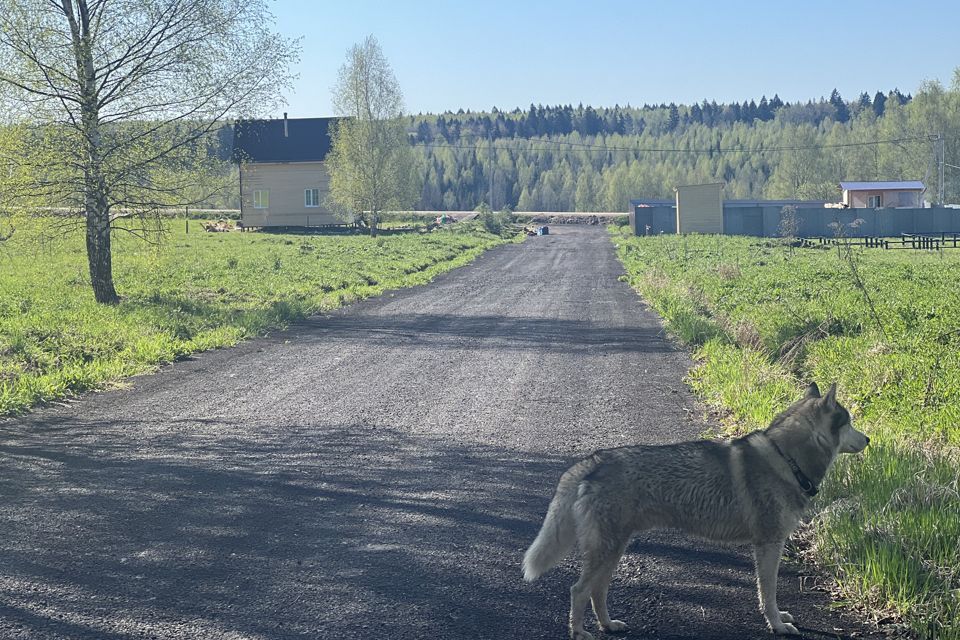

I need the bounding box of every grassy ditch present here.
[0,220,512,416]
[611,227,960,639]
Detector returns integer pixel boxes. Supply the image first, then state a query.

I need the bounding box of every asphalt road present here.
[0,227,878,640]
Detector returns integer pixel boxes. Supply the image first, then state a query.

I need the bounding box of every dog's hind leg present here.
[569,539,629,640]
[753,541,799,635]
[589,542,629,634]
[569,561,598,640]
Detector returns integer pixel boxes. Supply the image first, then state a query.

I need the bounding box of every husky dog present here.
[523,383,869,639]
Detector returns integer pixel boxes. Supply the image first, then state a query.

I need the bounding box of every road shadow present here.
[110,299,677,361]
[0,419,854,640]
[281,311,679,355]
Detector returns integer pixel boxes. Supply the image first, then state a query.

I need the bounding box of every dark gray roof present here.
[233,117,342,163]
[840,181,924,191]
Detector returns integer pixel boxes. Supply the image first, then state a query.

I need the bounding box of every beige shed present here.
[675,183,724,234]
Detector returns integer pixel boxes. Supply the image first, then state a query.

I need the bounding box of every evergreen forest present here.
[406,75,960,212]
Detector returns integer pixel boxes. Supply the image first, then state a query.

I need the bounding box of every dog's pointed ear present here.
[804,382,821,399]
[821,383,838,408]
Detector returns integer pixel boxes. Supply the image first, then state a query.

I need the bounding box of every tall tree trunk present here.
[67,0,119,303]
[85,184,118,304]
[82,120,119,304]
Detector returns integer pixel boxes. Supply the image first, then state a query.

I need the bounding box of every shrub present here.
[475,202,515,236]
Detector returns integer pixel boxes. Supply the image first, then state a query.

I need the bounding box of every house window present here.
[867,194,882,208]
[305,188,320,208]
[253,189,269,209]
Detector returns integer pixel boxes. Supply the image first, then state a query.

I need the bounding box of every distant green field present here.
[611,227,960,640]
[0,221,510,416]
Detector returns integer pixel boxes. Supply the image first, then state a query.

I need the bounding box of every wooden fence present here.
[803,232,960,250]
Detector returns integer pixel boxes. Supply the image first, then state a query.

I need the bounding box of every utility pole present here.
[938,132,945,206]
[488,129,495,210]
[929,132,946,205]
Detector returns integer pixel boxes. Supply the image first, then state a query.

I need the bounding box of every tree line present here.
[407,81,960,212]
[412,89,911,144]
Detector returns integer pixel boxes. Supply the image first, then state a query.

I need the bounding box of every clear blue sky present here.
[272,0,959,117]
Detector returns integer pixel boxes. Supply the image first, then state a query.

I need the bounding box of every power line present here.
[413,134,932,156]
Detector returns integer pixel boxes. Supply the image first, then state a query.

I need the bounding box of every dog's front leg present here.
[754,541,799,635]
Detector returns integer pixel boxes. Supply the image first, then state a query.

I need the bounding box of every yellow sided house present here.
[234,115,342,227]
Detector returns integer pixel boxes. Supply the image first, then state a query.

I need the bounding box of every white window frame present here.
[305,188,320,208]
[867,194,882,208]
[253,189,269,209]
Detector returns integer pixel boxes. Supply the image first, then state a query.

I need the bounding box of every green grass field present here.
[611,227,960,639]
[0,220,511,416]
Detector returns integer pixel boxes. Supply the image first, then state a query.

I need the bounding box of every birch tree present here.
[326,35,419,236]
[0,0,298,303]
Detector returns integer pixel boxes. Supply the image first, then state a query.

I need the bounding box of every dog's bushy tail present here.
[522,457,598,582]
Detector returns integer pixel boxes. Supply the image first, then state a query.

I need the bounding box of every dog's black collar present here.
[766,436,819,497]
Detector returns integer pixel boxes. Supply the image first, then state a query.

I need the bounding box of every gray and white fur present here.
[523,382,869,639]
